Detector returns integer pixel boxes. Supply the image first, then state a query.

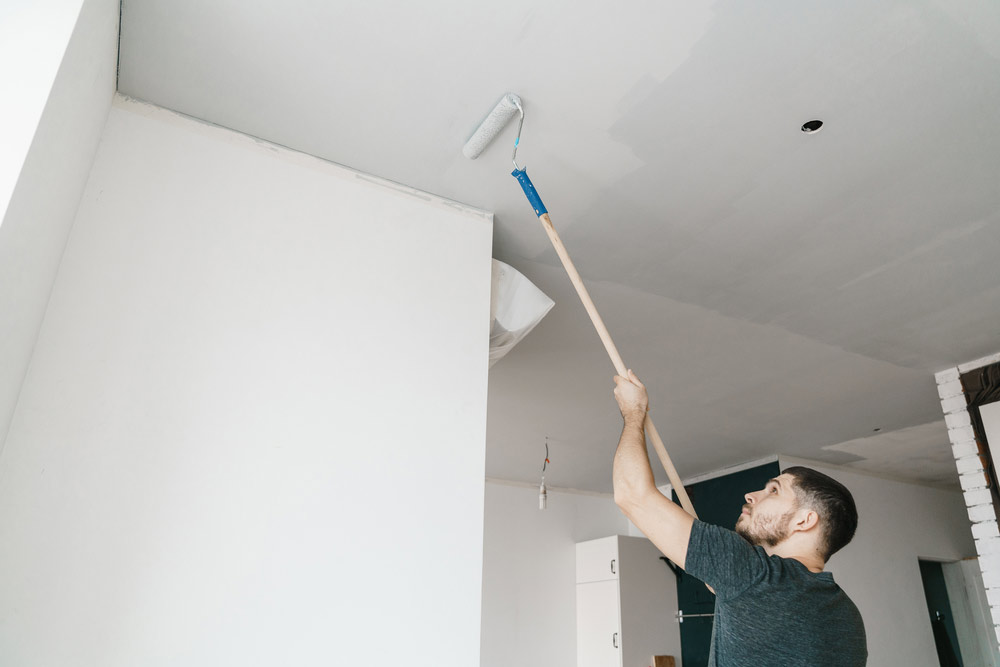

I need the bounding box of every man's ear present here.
[793,508,819,533]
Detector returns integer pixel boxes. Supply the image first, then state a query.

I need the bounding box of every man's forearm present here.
[613,417,657,507]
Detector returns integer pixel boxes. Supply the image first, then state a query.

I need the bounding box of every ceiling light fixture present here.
[539,437,550,510]
[801,119,824,134]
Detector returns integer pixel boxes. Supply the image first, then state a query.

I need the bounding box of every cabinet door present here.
[577,536,620,584]
[577,579,622,667]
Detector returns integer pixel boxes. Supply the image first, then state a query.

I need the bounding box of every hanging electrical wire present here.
[539,437,550,510]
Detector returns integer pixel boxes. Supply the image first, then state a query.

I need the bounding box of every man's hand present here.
[613,369,649,425]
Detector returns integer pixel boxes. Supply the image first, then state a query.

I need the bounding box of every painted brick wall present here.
[935,351,1000,648]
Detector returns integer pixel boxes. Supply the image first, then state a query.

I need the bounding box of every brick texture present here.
[936,357,1000,650]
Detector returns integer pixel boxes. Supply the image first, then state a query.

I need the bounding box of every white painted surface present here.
[0,0,85,224]
[982,402,1000,453]
[0,98,493,666]
[779,457,976,667]
[577,535,620,584]
[577,579,623,667]
[118,0,1000,492]
[821,421,957,488]
[0,0,118,454]
[616,536,682,667]
[481,481,629,667]
[943,558,1000,666]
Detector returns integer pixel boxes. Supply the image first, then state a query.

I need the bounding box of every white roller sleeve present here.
[463,93,522,159]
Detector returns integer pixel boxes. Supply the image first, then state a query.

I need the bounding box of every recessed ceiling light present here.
[872,427,881,432]
[801,119,824,134]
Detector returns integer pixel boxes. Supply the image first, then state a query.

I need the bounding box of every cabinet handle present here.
[610,559,616,574]
[612,632,618,649]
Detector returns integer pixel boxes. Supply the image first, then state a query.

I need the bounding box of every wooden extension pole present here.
[537,212,697,518]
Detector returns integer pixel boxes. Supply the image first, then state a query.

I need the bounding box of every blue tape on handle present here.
[512,168,548,216]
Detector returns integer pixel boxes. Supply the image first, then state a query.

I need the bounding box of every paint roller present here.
[464,93,697,518]
[463,93,524,161]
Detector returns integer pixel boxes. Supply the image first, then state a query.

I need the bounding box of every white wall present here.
[481,481,630,667]
[779,457,976,667]
[983,401,1000,458]
[0,0,118,453]
[0,97,493,666]
[943,558,1000,666]
[0,0,86,221]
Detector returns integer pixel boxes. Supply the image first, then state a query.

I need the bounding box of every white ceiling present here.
[118,0,1000,493]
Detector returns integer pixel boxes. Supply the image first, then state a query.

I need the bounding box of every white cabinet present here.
[577,536,621,584]
[577,579,623,667]
[576,535,682,667]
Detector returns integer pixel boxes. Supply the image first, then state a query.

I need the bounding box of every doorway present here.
[919,559,964,666]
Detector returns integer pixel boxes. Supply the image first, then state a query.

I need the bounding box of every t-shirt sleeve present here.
[684,519,770,601]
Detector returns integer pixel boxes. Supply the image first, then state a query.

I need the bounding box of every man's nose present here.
[745,491,755,504]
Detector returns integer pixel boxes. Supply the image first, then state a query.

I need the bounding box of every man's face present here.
[735,473,800,547]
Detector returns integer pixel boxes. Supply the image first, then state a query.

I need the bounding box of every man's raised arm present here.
[612,370,695,569]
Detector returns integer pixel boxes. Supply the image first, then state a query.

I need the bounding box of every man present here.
[612,369,867,666]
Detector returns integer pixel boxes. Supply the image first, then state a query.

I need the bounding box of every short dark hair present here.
[782,466,858,561]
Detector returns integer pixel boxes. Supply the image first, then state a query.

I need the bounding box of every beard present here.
[735,506,798,547]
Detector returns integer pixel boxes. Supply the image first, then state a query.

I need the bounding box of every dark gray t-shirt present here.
[684,519,867,666]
